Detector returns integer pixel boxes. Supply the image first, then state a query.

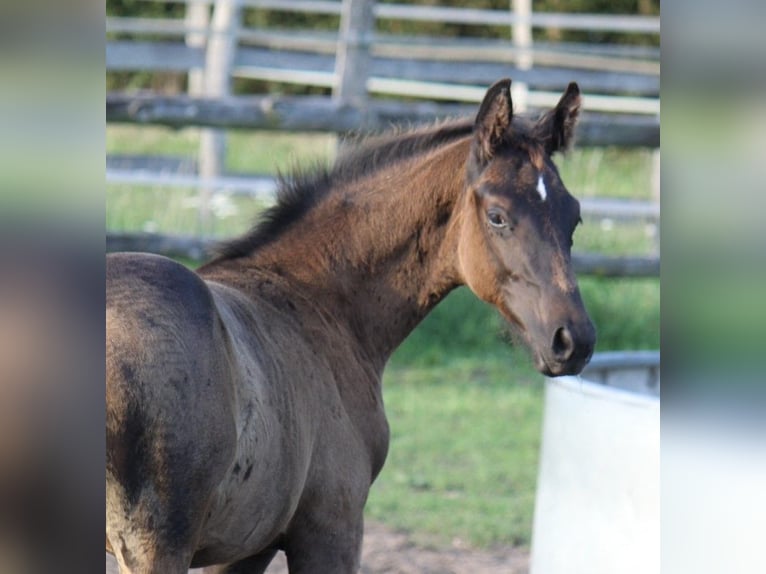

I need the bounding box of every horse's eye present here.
[487,209,508,229]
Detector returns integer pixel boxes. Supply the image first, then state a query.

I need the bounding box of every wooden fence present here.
[106,94,659,146]
[106,0,660,276]
[106,0,660,108]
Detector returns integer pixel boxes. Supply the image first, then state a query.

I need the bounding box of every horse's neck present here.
[251,138,471,367]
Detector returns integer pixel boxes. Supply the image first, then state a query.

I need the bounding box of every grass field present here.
[107,124,660,549]
[373,357,543,549]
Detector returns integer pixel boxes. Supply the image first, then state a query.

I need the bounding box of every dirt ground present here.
[105,521,529,573]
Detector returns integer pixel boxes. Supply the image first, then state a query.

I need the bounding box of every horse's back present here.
[106,253,237,572]
[106,252,230,407]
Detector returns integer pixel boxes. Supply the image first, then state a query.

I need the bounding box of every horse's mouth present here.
[534,348,593,377]
[536,355,567,377]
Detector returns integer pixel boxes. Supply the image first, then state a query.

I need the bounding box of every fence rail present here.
[106,93,660,146]
[107,39,659,95]
[106,20,659,61]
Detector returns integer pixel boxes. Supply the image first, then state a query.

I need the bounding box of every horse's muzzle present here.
[537,322,596,377]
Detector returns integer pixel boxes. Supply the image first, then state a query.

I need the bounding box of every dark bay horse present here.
[106,79,595,573]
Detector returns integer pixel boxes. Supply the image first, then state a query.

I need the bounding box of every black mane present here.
[209,118,474,263]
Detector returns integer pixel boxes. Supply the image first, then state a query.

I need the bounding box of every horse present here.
[106,78,596,573]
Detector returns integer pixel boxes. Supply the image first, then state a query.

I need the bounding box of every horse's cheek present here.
[457,222,501,306]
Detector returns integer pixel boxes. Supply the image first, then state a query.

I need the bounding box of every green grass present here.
[369,355,543,549]
[557,146,655,200]
[107,125,201,157]
[106,183,265,237]
[107,125,337,175]
[575,218,657,256]
[110,125,659,550]
[226,130,337,174]
[580,276,660,350]
[389,288,510,368]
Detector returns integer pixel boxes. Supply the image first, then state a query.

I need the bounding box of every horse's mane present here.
[209,118,475,262]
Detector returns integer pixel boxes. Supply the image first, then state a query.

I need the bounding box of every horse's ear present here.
[536,82,581,154]
[473,78,513,165]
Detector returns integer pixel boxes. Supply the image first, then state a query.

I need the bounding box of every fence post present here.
[511,0,532,112]
[198,0,240,236]
[333,0,375,111]
[185,0,209,96]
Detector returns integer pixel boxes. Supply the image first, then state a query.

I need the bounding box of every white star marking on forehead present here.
[536,174,547,201]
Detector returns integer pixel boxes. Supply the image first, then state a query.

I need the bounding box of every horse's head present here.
[457,79,596,376]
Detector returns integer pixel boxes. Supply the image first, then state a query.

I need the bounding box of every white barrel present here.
[530,352,660,574]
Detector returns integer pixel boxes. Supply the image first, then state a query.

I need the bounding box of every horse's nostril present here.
[552,326,575,360]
